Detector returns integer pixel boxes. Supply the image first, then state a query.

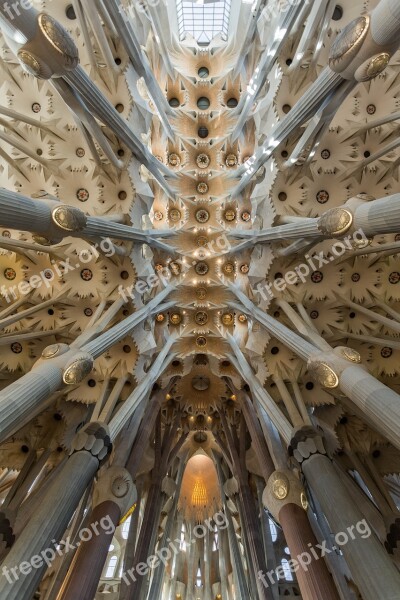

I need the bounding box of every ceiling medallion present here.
[381,347,393,358]
[11,342,23,354]
[223,262,235,274]
[225,154,238,167]
[240,264,249,274]
[196,336,207,347]
[224,209,236,222]
[155,263,164,272]
[196,236,209,247]
[197,182,209,194]
[169,208,181,222]
[196,154,210,169]
[341,347,361,363]
[196,287,207,300]
[221,313,234,326]
[238,314,247,323]
[241,211,251,222]
[308,361,339,389]
[154,210,163,221]
[195,261,209,276]
[316,190,329,204]
[80,269,93,281]
[169,261,181,275]
[195,208,210,223]
[195,311,208,325]
[192,375,210,391]
[156,313,165,322]
[168,153,181,167]
[76,188,89,202]
[170,313,182,325]
[4,268,16,281]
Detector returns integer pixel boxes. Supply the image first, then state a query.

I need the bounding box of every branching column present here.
[290,427,400,600]
[240,392,340,600]
[0,422,112,600]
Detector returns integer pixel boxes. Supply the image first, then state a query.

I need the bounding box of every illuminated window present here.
[180,523,187,551]
[122,516,131,540]
[196,565,203,587]
[281,558,294,581]
[176,0,232,45]
[105,555,118,578]
[269,517,278,542]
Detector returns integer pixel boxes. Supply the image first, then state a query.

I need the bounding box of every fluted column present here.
[240,392,340,600]
[233,0,400,195]
[0,422,111,600]
[231,193,400,251]
[214,456,250,600]
[290,427,400,600]
[0,189,175,251]
[56,467,136,600]
[0,287,174,443]
[146,463,185,600]
[352,193,400,237]
[229,286,400,452]
[0,7,175,197]
[103,0,174,140]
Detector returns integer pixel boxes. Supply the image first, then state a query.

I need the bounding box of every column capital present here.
[385,517,400,558]
[307,346,364,390]
[17,13,79,79]
[52,205,87,232]
[317,207,354,237]
[71,422,112,466]
[0,509,15,552]
[289,426,328,468]
[262,470,308,523]
[93,466,137,516]
[328,14,395,81]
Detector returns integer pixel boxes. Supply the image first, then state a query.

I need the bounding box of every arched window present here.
[281,558,294,581]
[269,517,278,542]
[180,523,187,551]
[196,565,202,587]
[122,516,131,540]
[105,555,118,578]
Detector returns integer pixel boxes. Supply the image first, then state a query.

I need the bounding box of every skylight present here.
[176,0,231,45]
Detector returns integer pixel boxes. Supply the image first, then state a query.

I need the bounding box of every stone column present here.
[233,0,400,195]
[103,0,175,140]
[0,422,111,600]
[0,189,175,252]
[290,426,400,600]
[146,463,185,600]
[240,392,340,600]
[0,6,175,197]
[0,287,174,443]
[57,466,136,600]
[230,286,400,453]
[214,456,250,600]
